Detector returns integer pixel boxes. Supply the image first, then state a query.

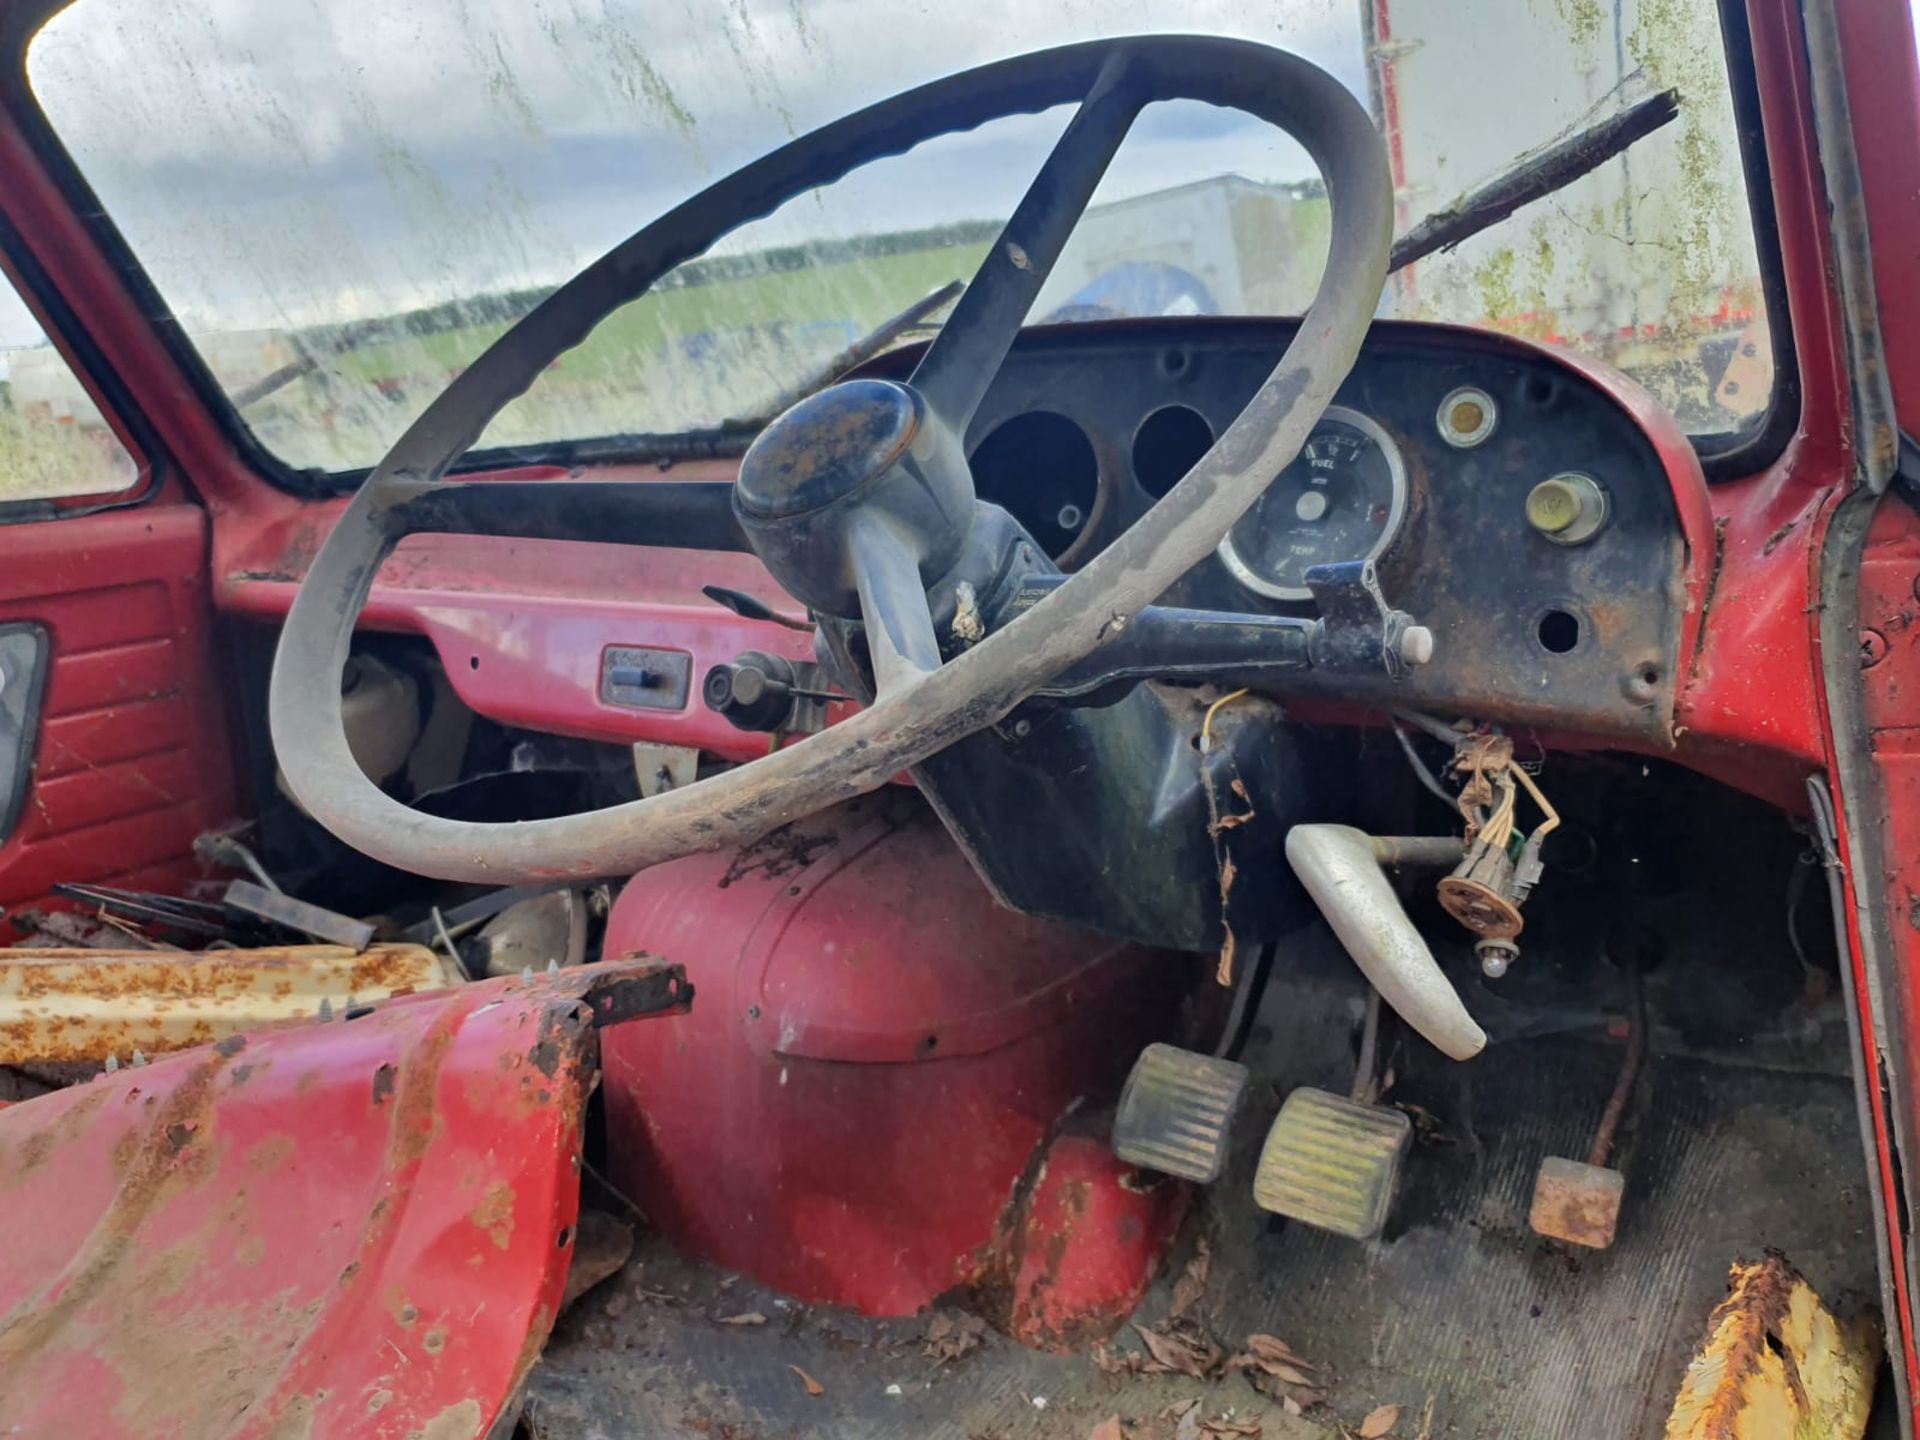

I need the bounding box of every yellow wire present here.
[1200,688,1250,752]
[1509,760,1562,837]
[1482,777,1517,850]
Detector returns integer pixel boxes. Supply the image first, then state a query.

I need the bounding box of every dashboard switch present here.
[600,646,694,711]
[1525,473,1609,545]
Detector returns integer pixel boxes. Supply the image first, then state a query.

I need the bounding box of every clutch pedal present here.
[1111,1043,1250,1184]
[1253,1086,1410,1240]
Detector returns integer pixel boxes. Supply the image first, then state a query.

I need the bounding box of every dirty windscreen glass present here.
[28,0,1772,478]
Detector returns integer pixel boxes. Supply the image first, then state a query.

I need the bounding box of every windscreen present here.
[27,0,1774,478]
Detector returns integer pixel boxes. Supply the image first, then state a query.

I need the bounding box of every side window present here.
[0,269,139,505]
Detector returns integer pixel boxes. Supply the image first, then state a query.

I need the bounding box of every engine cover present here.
[600,789,1193,1320]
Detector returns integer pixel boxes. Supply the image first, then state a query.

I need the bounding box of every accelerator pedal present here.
[1111,1043,1250,1184]
[1253,1087,1410,1240]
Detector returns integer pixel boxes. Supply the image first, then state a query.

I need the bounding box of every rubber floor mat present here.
[525,1031,1880,1439]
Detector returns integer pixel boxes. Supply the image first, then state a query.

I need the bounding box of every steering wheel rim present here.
[269,35,1393,883]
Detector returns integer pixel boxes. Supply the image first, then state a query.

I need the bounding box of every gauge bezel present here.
[1436,385,1498,448]
[1216,404,1409,603]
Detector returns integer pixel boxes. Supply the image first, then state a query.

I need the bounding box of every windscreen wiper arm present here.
[743,279,965,422]
[1388,88,1681,275]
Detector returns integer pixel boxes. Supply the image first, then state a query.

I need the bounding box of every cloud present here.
[24,0,1363,332]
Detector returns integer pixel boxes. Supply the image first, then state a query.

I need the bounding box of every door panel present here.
[0,498,242,939]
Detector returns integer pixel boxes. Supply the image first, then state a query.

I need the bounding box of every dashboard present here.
[225,318,1708,760]
[868,318,1702,743]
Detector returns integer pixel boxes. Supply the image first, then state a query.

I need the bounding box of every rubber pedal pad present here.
[1110,1043,1250,1184]
[1252,1087,1410,1240]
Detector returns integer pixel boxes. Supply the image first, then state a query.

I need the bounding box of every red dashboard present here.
[209,322,1828,813]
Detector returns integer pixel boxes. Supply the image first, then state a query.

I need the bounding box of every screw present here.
[1861,628,1889,668]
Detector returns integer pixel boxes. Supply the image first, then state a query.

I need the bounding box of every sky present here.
[10,0,1356,345]
[3,0,1916,364]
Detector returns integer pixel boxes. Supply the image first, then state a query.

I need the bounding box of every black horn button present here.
[734,379,923,520]
[733,379,975,620]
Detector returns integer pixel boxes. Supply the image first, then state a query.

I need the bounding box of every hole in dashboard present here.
[1132,404,1215,500]
[1537,608,1581,654]
[968,411,1099,561]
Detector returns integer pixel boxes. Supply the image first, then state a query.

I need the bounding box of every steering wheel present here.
[269,36,1392,883]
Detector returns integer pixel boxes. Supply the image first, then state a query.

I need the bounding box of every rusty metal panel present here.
[0,942,463,1065]
[1528,1155,1625,1250]
[0,957,688,1440]
[1664,1255,1879,1440]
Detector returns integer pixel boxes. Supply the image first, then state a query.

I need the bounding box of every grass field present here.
[236,239,993,473]
[0,405,140,502]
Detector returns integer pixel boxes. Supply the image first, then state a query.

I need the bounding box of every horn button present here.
[733,379,975,619]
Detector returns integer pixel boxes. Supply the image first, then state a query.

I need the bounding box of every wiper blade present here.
[1388,88,1681,274]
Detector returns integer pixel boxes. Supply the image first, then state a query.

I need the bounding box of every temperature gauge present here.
[1217,406,1408,602]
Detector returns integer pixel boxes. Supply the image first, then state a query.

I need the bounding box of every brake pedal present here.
[1111,1043,1250,1184]
[1253,1087,1410,1240]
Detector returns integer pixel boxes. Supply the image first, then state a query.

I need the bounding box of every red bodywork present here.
[0,958,689,1439]
[600,793,1187,1339]
[0,0,1917,1428]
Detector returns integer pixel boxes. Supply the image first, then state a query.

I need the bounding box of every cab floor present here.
[524,991,1885,1440]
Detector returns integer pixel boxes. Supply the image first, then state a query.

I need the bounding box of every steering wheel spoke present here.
[848,515,944,698]
[910,52,1144,432]
[269,37,1393,884]
[385,477,750,551]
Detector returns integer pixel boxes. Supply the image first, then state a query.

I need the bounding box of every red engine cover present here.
[601,791,1192,1318]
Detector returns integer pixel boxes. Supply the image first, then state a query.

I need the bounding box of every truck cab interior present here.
[1,1,1919,1437]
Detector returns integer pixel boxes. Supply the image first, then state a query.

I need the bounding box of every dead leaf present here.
[1264,1363,1316,1386]
[1133,1322,1219,1379]
[1091,1341,1133,1376]
[1175,1400,1205,1440]
[1282,1396,1304,1417]
[1225,1333,1320,1386]
[1226,1357,1314,1386]
[717,1311,767,1326]
[922,1311,989,1362]
[1202,1419,1262,1438]
[1169,1238,1212,1321]
[789,1364,824,1397]
[1358,1403,1401,1437]
[1086,1419,1124,1440]
[1245,1335,1310,1367]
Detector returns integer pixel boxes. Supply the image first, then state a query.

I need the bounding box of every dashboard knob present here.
[1400,625,1435,667]
[703,651,801,732]
[1525,473,1609,546]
